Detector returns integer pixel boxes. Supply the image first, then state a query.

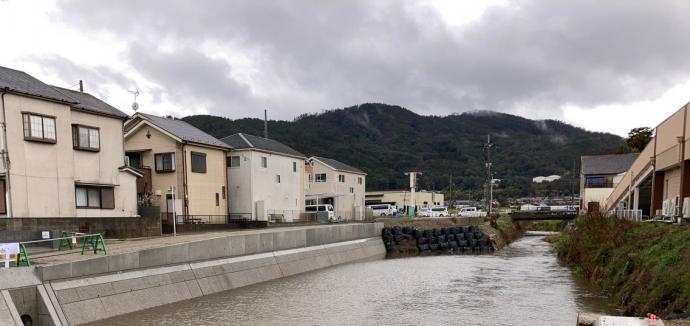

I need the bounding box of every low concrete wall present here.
[50,237,385,325]
[37,223,383,281]
[0,216,161,242]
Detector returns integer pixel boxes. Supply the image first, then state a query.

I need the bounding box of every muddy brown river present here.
[95,236,616,326]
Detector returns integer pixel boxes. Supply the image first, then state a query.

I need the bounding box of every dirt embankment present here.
[555,214,690,318]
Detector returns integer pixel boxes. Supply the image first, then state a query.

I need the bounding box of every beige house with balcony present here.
[221,133,306,221]
[0,66,139,217]
[124,113,231,223]
[305,156,366,220]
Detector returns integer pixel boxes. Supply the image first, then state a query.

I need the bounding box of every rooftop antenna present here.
[79,80,83,92]
[129,88,140,112]
[264,109,268,138]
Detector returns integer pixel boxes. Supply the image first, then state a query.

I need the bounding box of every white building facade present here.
[306,156,366,220]
[222,133,306,222]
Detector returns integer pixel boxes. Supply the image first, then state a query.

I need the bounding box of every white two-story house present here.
[306,156,366,220]
[221,133,306,222]
[0,66,139,217]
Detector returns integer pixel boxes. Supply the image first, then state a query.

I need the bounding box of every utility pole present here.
[170,185,177,237]
[484,135,496,226]
[449,174,453,208]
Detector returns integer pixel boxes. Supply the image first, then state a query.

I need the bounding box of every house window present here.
[75,185,115,209]
[261,156,268,168]
[155,153,175,172]
[293,161,297,172]
[338,175,345,183]
[309,174,313,183]
[315,173,327,182]
[215,193,220,206]
[72,125,100,151]
[191,151,207,173]
[349,187,354,193]
[276,175,281,183]
[584,175,613,188]
[228,156,240,168]
[222,186,226,199]
[22,113,56,143]
[358,177,363,185]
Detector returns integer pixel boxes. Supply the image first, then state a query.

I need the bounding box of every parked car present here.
[458,207,487,217]
[367,204,397,216]
[417,207,431,217]
[429,206,449,217]
[305,204,335,220]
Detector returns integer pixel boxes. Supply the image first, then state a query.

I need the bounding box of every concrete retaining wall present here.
[49,237,385,325]
[0,216,161,242]
[37,223,383,281]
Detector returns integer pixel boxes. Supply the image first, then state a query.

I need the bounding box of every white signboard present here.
[599,316,661,326]
[41,231,50,239]
[0,242,20,268]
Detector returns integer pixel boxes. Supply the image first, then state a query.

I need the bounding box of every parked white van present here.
[367,204,397,216]
[430,206,449,217]
[305,204,335,220]
[417,207,431,217]
[458,207,487,217]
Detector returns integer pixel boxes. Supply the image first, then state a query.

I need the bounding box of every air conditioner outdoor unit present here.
[683,197,690,218]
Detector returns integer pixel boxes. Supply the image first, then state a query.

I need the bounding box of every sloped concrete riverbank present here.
[0,223,385,325]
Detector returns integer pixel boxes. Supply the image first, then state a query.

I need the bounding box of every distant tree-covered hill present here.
[183,103,623,199]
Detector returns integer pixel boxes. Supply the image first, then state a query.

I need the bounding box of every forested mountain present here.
[183,103,623,199]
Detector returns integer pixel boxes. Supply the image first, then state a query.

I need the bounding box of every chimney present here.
[79,80,83,92]
[264,109,268,139]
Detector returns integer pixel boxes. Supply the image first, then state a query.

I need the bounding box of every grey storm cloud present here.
[51,0,690,119]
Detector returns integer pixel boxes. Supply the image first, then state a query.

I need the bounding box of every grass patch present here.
[556,214,690,317]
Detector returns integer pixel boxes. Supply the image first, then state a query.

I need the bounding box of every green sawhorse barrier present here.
[81,234,107,255]
[16,243,30,267]
[57,231,74,251]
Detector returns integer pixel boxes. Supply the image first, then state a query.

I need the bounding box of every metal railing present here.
[178,215,229,225]
[1,233,107,267]
[609,209,643,222]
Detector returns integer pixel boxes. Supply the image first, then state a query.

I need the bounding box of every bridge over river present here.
[510,210,578,221]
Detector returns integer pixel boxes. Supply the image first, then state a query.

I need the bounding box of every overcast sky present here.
[1,0,689,136]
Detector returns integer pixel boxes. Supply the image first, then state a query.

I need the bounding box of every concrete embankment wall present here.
[0,223,385,326]
[37,223,383,281]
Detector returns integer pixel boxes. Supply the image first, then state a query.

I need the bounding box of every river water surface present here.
[96,236,616,326]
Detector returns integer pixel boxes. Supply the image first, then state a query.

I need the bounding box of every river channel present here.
[94,236,616,326]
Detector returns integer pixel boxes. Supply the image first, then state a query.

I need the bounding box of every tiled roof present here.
[311,156,366,174]
[51,86,128,119]
[0,65,129,119]
[220,133,305,158]
[135,113,232,149]
[0,66,76,103]
[581,153,639,175]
